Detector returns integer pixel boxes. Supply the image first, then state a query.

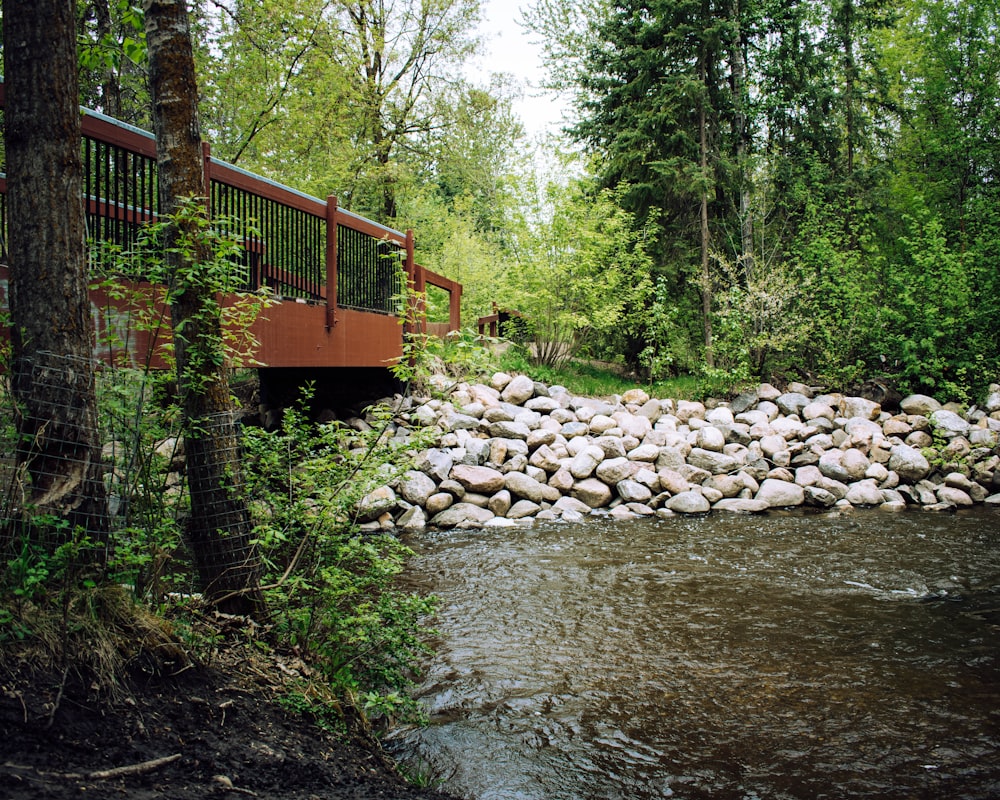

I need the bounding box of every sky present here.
[470,0,569,140]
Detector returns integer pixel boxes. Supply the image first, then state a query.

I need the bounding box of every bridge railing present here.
[0,83,460,337]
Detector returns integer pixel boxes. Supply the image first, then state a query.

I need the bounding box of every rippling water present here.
[388,509,1000,800]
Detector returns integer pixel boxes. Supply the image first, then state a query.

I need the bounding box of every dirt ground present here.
[0,651,451,800]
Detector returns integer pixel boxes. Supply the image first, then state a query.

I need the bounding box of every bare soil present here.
[0,650,449,800]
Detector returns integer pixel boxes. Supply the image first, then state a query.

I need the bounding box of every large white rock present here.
[431,503,495,528]
[571,478,614,508]
[501,374,535,405]
[617,479,653,504]
[841,448,871,481]
[665,490,711,514]
[505,472,549,504]
[357,486,397,521]
[596,457,634,485]
[696,426,726,452]
[840,396,881,421]
[570,445,606,480]
[845,478,884,506]
[900,394,942,416]
[930,409,970,438]
[887,444,931,483]
[687,448,739,474]
[398,470,437,507]
[755,478,805,508]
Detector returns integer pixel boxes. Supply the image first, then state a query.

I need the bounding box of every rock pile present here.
[357,375,1000,530]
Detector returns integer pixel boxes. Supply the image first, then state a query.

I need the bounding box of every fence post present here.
[325,195,338,330]
[405,230,424,334]
[450,281,462,332]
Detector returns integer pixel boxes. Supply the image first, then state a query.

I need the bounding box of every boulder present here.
[755,478,805,508]
[501,374,536,405]
[617,480,653,504]
[397,470,437,507]
[888,444,931,483]
[596,457,635,486]
[451,464,506,494]
[396,505,427,531]
[713,498,769,513]
[571,478,614,508]
[431,503,496,528]
[901,394,942,416]
[696,426,726,452]
[358,486,397,521]
[687,447,739,475]
[505,472,549,504]
[665,490,711,514]
[570,445,606,480]
[425,492,454,514]
[507,499,541,519]
[776,392,810,416]
[845,479,884,506]
[489,420,532,440]
[930,409,970,438]
[553,496,593,516]
[488,489,512,517]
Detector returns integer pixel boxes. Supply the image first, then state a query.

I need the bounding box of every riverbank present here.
[356,376,1000,529]
[0,623,450,800]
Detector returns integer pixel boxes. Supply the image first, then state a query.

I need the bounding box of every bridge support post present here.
[325,195,338,330]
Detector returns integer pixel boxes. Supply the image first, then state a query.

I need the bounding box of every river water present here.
[387,509,1000,800]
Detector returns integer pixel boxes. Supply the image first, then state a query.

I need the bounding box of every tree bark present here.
[3,0,110,549]
[145,0,264,615]
[699,47,714,369]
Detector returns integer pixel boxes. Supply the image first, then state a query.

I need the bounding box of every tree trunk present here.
[699,51,714,369]
[145,0,264,616]
[3,0,110,550]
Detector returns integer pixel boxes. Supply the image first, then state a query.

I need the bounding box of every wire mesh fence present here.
[0,352,256,598]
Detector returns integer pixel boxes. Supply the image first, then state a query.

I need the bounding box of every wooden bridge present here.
[0,84,462,381]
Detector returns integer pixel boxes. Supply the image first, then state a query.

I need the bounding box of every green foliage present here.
[241,396,437,725]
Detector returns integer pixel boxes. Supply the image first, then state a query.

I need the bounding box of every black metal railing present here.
[336,224,404,315]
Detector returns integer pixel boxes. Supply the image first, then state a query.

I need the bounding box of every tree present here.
[145,0,264,615]
[3,0,110,548]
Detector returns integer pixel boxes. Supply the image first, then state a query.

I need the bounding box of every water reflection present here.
[388,510,1000,800]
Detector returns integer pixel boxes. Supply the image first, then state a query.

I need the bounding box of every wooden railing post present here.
[450,282,462,332]
[202,141,212,213]
[326,195,339,329]
[406,230,424,334]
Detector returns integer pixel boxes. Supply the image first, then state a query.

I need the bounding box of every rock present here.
[901,394,942,416]
[706,406,735,426]
[431,503,496,527]
[985,493,1000,506]
[626,444,660,462]
[425,492,454,514]
[665,490,711,514]
[696,426,726,452]
[609,505,638,521]
[419,448,455,483]
[439,410,482,432]
[637,399,663,422]
[776,392,810,416]
[841,448,871,481]
[505,472,549,503]
[802,401,835,422]
[488,420,532,440]
[553,496,593,516]
[985,384,1000,413]
[397,505,427,531]
[488,489,512,516]
[397,470,437,507]
[596,457,635,486]
[845,479,884,506]
[657,468,690,495]
[804,485,838,507]
[755,479,805,508]
[840,396,881,421]
[570,445,606,480]
[358,486,397,520]
[501,374,535,404]
[935,486,974,507]
[617,480,653,504]
[612,411,652,439]
[594,436,627,459]
[525,396,560,412]
[930,409,970,438]
[818,450,850,483]
[549,468,575,493]
[448,464,500,493]
[730,390,758,415]
[507,499,541,519]
[571,478,614,508]
[687,448,738,475]
[756,383,782,401]
[713,498,769,513]
[675,400,706,423]
[622,388,650,406]
[704,474,744,498]
[888,444,931,483]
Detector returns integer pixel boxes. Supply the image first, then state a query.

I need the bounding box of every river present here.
[387,508,1000,800]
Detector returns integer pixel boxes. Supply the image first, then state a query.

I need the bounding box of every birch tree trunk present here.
[145,0,264,615]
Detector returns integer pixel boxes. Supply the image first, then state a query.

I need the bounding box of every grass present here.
[496,348,703,401]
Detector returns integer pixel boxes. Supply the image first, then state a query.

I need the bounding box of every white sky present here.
[470,0,569,140]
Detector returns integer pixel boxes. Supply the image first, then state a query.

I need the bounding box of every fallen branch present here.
[4,753,182,782]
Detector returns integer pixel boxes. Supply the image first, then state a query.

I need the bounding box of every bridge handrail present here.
[0,81,460,332]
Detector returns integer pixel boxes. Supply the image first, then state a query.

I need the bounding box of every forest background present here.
[29,0,1000,401]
